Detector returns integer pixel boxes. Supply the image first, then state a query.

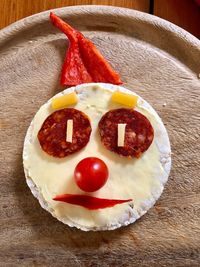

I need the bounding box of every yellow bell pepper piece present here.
[111,91,138,108]
[52,92,78,110]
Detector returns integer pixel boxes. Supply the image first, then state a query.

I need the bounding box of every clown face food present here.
[23,83,171,231]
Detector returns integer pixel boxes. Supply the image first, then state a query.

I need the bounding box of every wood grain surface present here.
[154,0,200,39]
[1,0,200,39]
[0,0,150,29]
[0,5,200,267]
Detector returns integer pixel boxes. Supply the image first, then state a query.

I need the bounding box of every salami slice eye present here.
[98,108,154,158]
[38,108,92,158]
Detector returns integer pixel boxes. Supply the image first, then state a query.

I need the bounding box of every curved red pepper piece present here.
[50,12,92,85]
[78,34,122,84]
[50,12,122,86]
[53,194,132,210]
[50,12,77,43]
[61,41,93,86]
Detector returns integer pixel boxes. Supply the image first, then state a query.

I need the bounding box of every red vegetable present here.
[50,12,92,85]
[61,42,92,86]
[74,157,109,192]
[53,194,132,210]
[50,12,77,43]
[78,35,122,84]
[50,12,122,86]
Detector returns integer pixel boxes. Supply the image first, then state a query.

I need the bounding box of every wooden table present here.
[1,2,200,267]
[1,0,200,38]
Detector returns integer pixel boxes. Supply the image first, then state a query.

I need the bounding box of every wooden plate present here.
[0,5,200,266]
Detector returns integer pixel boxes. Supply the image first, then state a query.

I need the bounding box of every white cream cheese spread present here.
[23,83,171,230]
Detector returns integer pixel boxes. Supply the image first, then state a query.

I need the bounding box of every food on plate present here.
[37,108,92,157]
[50,12,122,86]
[53,194,132,210]
[99,108,154,158]
[74,157,109,192]
[117,123,127,147]
[111,91,138,107]
[51,92,78,110]
[23,83,171,231]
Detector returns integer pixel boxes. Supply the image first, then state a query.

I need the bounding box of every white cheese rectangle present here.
[66,119,73,143]
[118,123,126,147]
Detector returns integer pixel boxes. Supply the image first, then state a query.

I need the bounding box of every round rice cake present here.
[23,83,171,231]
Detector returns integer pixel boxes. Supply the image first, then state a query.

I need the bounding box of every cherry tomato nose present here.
[74,157,109,192]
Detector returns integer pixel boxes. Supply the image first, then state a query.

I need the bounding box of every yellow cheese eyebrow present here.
[52,92,78,110]
[111,91,138,108]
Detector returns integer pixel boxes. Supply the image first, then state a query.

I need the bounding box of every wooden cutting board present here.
[0,6,200,267]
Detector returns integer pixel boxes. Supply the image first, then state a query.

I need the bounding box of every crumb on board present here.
[162,103,166,107]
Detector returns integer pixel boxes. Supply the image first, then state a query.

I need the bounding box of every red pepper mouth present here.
[53,194,132,210]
